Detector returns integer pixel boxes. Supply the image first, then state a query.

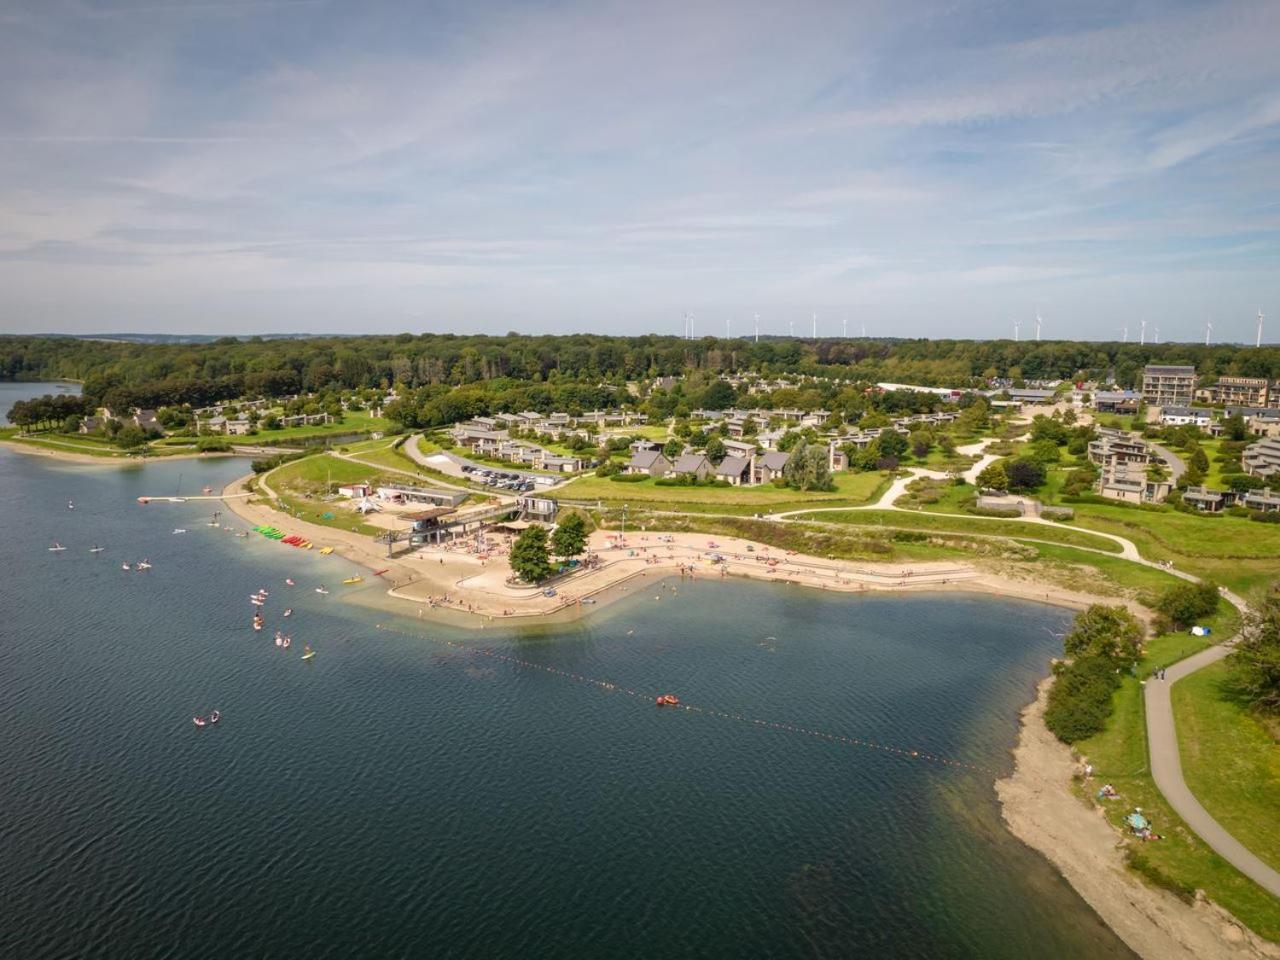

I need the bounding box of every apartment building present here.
[1141,365,1196,408]
[1194,376,1269,407]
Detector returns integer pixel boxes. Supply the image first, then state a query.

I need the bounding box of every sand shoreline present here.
[3,438,238,466]
[997,677,1279,960]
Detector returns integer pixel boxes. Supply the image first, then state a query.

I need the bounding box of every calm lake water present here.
[0,384,1132,958]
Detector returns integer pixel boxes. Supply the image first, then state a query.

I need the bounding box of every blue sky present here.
[1,0,1278,340]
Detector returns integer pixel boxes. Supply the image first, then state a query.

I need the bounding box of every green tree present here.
[1190,446,1210,473]
[509,526,553,583]
[877,429,908,459]
[1223,414,1248,442]
[1155,581,1219,630]
[704,435,726,464]
[976,460,1009,493]
[782,441,834,491]
[662,438,684,460]
[1006,458,1046,492]
[1230,586,1280,713]
[1063,604,1144,667]
[551,513,587,559]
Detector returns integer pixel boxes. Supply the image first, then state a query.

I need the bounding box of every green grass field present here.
[555,470,890,513]
[251,410,391,444]
[805,509,1126,553]
[1172,662,1280,874]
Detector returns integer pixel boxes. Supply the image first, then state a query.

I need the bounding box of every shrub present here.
[1250,511,1280,524]
[1044,655,1123,743]
[1006,458,1046,492]
[195,436,232,452]
[1155,581,1219,630]
[608,472,647,483]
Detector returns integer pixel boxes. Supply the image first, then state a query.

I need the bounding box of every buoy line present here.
[374,623,995,776]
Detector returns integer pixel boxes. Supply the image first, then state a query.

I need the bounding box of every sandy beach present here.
[4,439,237,466]
[997,678,1280,960]
[218,471,1143,626]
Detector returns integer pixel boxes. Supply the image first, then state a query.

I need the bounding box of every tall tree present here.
[551,513,587,559]
[509,526,553,583]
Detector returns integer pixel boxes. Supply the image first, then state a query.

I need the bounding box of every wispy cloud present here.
[0,0,1277,338]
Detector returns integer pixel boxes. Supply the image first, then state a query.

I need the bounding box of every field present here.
[1075,618,1280,942]
[245,410,391,444]
[1172,662,1280,873]
[805,509,1126,553]
[554,470,890,514]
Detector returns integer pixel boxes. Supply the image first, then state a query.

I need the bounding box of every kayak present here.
[301,651,316,661]
[342,576,363,585]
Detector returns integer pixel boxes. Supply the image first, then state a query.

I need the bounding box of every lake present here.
[0,385,1131,958]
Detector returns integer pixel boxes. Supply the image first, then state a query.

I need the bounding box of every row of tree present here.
[5,333,1280,404]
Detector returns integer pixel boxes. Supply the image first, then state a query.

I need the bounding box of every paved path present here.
[1149,441,1186,485]
[1144,610,1280,897]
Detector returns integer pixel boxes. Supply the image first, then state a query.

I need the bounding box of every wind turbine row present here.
[682,312,869,341]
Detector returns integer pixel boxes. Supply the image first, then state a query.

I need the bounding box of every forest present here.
[2,333,1278,414]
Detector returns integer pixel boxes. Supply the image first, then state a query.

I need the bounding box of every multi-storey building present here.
[1243,437,1280,479]
[1142,365,1196,408]
[1194,376,1269,407]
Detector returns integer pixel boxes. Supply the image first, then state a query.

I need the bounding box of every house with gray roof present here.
[714,455,753,486]
[672,452,712,480]
[626,449,671,477]
[754,450,790,485]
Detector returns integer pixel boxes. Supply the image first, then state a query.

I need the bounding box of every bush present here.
[1006,457,1046,492]
[195,436,232,452]
[1250,511,1280,524]
[251,450,307,474]
[1155,581,1219,630]
[608,472,647,483]
[1044,655,1123,743]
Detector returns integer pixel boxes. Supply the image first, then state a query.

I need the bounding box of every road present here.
[1145,615,1280,897]
[1149,441,1186,485]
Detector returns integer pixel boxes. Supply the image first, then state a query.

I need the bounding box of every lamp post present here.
[622,503,628,544]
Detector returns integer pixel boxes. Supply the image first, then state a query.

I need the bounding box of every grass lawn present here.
[9,434,132,457]
[1076,644,1280,941]
[268,454,393,494]
[603,424,669,441]
[1172,662,1280,874]
[1067,502,1280,597]
[1016,543,1185,599]
[268,491,385,538]
[808,509,1126,553]
[250,410,391,444]
[554,470,890,513]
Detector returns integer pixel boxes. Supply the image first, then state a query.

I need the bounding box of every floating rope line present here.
[374,623,996,776]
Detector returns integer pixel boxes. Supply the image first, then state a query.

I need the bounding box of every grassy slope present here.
[1172,662,1280,873]
[555,470,890,513]
[810,509,1125,553]
[1075,608,1280,942]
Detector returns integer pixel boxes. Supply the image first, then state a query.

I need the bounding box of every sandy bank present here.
[997,677,1279,960]
[3,439,236,466]
[220,472,1149,629]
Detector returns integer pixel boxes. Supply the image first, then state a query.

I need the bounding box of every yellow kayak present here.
[342,576,363,585]
[319,547,334,555]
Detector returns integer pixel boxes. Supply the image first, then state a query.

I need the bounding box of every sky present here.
[0,0,1278,341]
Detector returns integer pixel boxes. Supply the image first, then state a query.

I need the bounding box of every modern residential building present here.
[1093,391,1141,416]
[626,449,671,477]
[1141,365,1196,408]
[1159,406,1212,427]
[1243,437,1280,479]
[754,451,790,485]
[714,456,753,486]
[672,452,712,481]
[1194,376,1269,408]
[1097,459,1171,504]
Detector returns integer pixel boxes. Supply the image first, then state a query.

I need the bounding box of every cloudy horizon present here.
[1,0,1278,341]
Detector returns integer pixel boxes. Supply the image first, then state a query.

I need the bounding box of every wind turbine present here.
[753,312,760,344]
[1035,310,1043,342]
[1013,319,1022,342]
[1139,318,1148,346]
[1120,322,1128,343]
[1204,318,1213,346]
[1258,308,1266,348]
[861,322,867,338]
[788,318,794,338]
[842,317,848,338]
[1154,323,1161,345]
[811,312,817,339]
[688,312,694,340]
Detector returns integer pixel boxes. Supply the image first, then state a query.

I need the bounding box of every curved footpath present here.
[1146,620,1280,897]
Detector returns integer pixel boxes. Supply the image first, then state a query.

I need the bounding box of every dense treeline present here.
[3,334,1280,412]
[6,394,87,432]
